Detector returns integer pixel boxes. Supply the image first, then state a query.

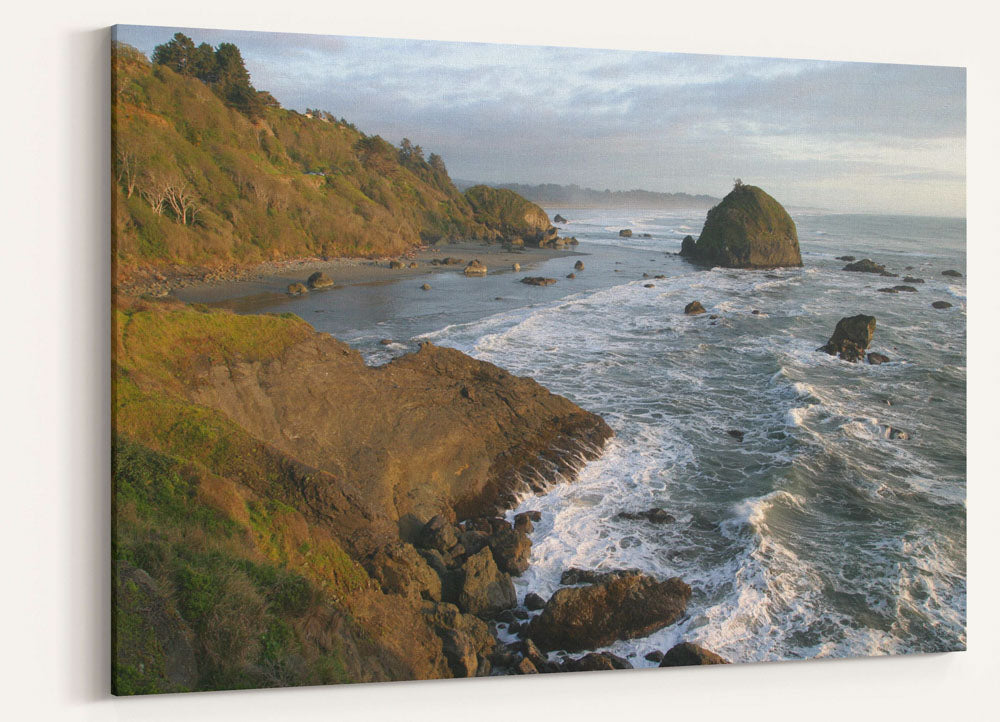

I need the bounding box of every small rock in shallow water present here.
[659,642,730,667]
[567,273,576,279]
[942,269,963,278]
[868,353,891,365]
[684,301,706,315]
[727,429,745,442]
[932,301,953,309]
[616,508,675,524]
[421,283,431,290]
[644,650,665,664]
[380,339,394,346]
[644,283,655,288]
[524,592,546,611]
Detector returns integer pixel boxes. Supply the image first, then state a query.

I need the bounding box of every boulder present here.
[836,255,856,262]
[932,301,953,309]
[644,283,655,288]
[521,277,557,286]
[464,260,488,276]
[567,273,576,279]
[877,288,899,294]
[892,285,918,293]
[658,642,730,667]
[421,601,496,678]
[644,650,665,664]
[684,183,801,268]
[515,657,539,674]
[902,276,925,284]
[619,229,633,237]
[867,353,891,365]
[421,283,432,291]
[306,271,334,289]
[366,542,443,602]
[684,301,706,315]
[679,235,697,257]
[419,515,460,556]
[457,547,516,618]
[512,263,521,271]
[528,572,691,652]
[286,282,308,296]
[843,259,886,273]
[567,237,579,245]
[554,214,568,223]
[409,262,419,269]
[616,508,675,524]
[574,260,585,271]
[389,260,405,269]
[942,269,963,277]
[559,568,640,586]
[727,429,745,442]
[487,524,532,576]
[819,314,877,363]
[566,652,633,672]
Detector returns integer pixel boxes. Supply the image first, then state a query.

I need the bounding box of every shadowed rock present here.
[286,282,308,296]
[932,301,953,309]
[521,276,557,286]
[942,269,963,278]
[843,259,886,273]
[684,301,706,315]
[464,260,488,276]
[307,271,334,289]
[867,352,891,365]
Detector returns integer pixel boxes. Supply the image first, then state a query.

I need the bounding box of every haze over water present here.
[262,209,967,664]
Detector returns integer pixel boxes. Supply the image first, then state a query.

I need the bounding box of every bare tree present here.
[163,180,200,225]
[139,170,169,216]
[115,144,140,198]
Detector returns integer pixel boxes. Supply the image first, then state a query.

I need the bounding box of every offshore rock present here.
[658,642,730,667]
[819,314,877,363]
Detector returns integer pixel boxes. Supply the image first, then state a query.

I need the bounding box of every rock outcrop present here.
[553,214,568,223]
[307,271,334,289]
[843,259,885,273]
[942,269,963,278]
[464,185,555,246]
[681,183,801,268]
[464,260,487,276]
[286,282,308,296]
[521,277,557,286]
[527,572,691,652]
[684,301,706,315]
[932,301,953,309]
[819,314,877,362]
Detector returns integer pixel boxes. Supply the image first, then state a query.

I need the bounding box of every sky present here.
[116,25,966,217]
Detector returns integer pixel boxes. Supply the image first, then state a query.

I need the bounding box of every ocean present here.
[268,208,967,666]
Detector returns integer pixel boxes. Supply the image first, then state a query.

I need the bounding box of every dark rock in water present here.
[554,214,568,223]
[655,274,666,279]
[566,273,576,279]
[645,650,665,664]
[932,301,953,309]
[619,229,633,237]
[389,260,405,269]
[877,287,899,294]
[942,269,963,277]
[659,642,730,667]
[560,568,641,586]
[867,353,891,365]
[616,508,675,524]
[709,314,719,320]
[836,255,856,262]
[574,260,585,271]
[513,511,538,534]
[521,276,557,286]
[307,271,334,289]
[680,235,697,257]
[286,282,308,296]
[902,276,925,284]
[843,259,886,273]
[525,592,546,611]
[880,271,899,278]
[380,338,394,345]
[751,309,762,315]
[887,427,910,441]
[528,572,691,652]
[641,233,652,238]
[892,285,918,293]
[457,547,516,618]
[727,429,745,442]
[819,314,877,363]
[683,183,802,268]
[567,652,633,672]
[486,523,532,576]
[644,283,655,288]
[684,301,706,315]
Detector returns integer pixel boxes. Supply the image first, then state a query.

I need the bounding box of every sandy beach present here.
[171,241,582,310]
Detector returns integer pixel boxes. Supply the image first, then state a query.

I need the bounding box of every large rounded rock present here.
[464,260,488,276]
[684,301,706,315]
[658,642,730,667]
[686,183,801,268]
[843,259,886,273]
[457,547,516,618]
[286,282,308,296]
[307,271,334,289]
[819,314,877,363]
[527,572,691,652]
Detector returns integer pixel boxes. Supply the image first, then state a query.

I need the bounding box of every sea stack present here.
[681,181,802,268]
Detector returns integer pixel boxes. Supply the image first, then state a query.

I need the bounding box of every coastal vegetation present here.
[112,36,553,287]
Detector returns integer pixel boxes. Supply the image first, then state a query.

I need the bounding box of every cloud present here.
[114,25,966,216]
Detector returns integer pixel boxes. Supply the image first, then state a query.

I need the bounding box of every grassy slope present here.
[113,300,435,692]
[112,44,551,280]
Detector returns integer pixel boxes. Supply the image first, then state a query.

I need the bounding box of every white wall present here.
[2,1,996,720]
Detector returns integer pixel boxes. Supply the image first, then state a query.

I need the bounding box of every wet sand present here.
[173,241,582,310]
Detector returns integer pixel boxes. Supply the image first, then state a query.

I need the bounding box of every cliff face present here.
[113,300,612,691]
[682,183,802,268]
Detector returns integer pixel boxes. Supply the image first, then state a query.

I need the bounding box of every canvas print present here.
[110,24,966,694]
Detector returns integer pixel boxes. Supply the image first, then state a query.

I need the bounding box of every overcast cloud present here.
[116,25,966,216]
